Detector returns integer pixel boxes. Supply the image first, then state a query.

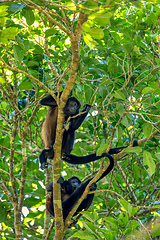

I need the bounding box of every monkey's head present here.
[68,176,81,191]
[64,97,81,117]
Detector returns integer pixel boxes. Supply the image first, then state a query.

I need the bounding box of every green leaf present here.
[115,125,123,140]
[45,28,57,38]
[96,143,108,156]
[119,199,138,217]
[83,222,98,238]
[151,222,160,237]
[13,45,24,62]
[142,87,154,95]
[118,212,129,227]
[73,231,95,239]
[18,81,33,90]
[64,2,76,11]
[124,146,142,154]
[121,116,129,128]
[0,5,8,16]
[8,3,25,13]
[82,212,94,222]
[143,123,152,138]
[83,32,96,49]
[23,9,35,26]
[116,103,125,114]
[89,12,112,26]
[0,77,5,84]
[113,91,125,100]
[143,151,156,176]
[155,153,160,160]
[0,17,8,27]
[89,28,104,39]
[119,199,132,216]
[0,27,19,39]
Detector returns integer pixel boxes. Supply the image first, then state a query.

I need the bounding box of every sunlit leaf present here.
[0,27,19,39]
[8,3,25,13]
[73,231,95,239]
[18,81,33,90]
[22,9,35,26]
[89,28,104,39]
[143,151,156,176]
[0,77,5,84]
[97,143,109,156]
[124,146,142,154]
[143,123,152,137]
[89,12,112,26]
[142,87,154,95]
[45,28,57,37]
[113,91,125,100]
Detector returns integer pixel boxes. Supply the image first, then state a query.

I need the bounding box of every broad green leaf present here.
[65,2,76,11]
[45,28,57,37]
[97,143,108,156]
[111,31,122,42]
[130,206,139,217]
[82,212,94,222]
[142,87,154,95]
[116,103,125,114]
[118,212,129,227]
[113,91,125,100]
[124,146,142,154]
[13,45,24,62]
[0,77,5,84]
[73,231,95,239]
[8,3,25,13]
[119,199,138,217]
[0,17,8,27]
[105,217,118,227]
[83,222,98,238]
[121,116,129,128]
[0,27,19,39]
[83,32,96,49]
[155,153,160,160]
[82,21,91,32]
[89,12,112,26]
[23,9,35,26]
[0,6,8,18]
[133,165,140,181]
[80,0,98,12]
[119,199,132,216]
[115,125,123,140]
[143,123,152,138]
[18,81,33,90]
[89,28,104,39]
[151,222,160,238]
[143,151,156,176]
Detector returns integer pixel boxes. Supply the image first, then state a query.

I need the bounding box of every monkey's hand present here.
[83,104,92,112]
[39,148,54,170]
[63,121,71,131]
[89,182,97,191]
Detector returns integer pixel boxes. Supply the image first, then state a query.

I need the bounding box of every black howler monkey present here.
[39,92,138,169]
[46,153,114,220]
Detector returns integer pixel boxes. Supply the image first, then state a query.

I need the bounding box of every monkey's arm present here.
[64,104,92,132]
[40,94,57,107]
[62,179,91,220]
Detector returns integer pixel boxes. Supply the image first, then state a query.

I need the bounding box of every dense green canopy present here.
[0,1,160,239]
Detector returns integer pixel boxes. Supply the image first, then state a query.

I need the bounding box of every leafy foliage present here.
[0,0,160,239]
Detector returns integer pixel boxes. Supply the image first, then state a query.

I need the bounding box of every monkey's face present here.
[70,178,81,190]
[64,98,81,116]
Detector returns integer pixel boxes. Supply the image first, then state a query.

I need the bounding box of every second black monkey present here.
[46,153,114,220]
[39,93,138,169]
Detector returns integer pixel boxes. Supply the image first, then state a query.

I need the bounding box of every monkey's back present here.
[41,107,58,148]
